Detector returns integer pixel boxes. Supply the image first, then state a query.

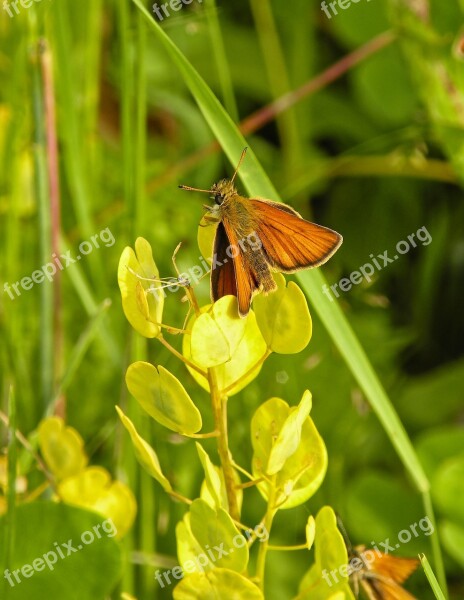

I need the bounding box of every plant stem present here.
[236,478,265,490]
[268,543,308,551]
[208,367,239,521]
[145,31,396,196]
[205,0,238,122]
[3,387,17,584]
[160,265,239,517]
[185,431,219,439]
[283,155,457,199]
[25,481,51,502]
[47,299,111,416]
[0,410,53,483]
[40,39,63,413]
[221,349,271,395]
[241,30,396,137]
[158,336,207,378]
[134,8,148,238]
[53,3,103,285]
[169,490,192,505]
[256,480,277,591]
[250,0,301,176]
[32,37,53,411]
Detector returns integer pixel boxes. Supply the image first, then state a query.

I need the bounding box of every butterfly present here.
[336,516,419,600]
[179,148,342,317]
[349,544,419,600]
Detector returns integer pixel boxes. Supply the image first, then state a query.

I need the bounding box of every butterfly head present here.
[211,179,237,205]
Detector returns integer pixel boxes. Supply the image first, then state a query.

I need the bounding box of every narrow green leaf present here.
[252,396,327,509]
[3,386,17,581]
[189,499,249,573]
[420,554,447,600]
[267,390,312,475]
[176,515,206,575]
[204,0,239,122]
[48,300,112,415]
[297,506,355,600]
[196,443,223,509]
[116,406,172,493]
[32,33,53,409]
[305,515,316,551]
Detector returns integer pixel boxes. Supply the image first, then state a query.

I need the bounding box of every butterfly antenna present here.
[231,147,248,184]
[178,185,212,194]
[335,513,355,556]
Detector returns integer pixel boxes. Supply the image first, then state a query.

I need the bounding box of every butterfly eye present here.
[214,194,224,205]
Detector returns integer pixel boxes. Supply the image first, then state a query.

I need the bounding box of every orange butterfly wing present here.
[249,198,342,272]
[212,220,260,316]
[211,222,237,300]
[357,549,419,600]
[368,552,419,585]
[361,578,418,600]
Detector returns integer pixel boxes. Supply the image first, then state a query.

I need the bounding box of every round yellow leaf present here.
[191,313,230,367]
[183,297,267,396]
[173,569,263,600]
[254,273,312,354]
[118,237,164,338]
[197,217,217,264]
[58,466,137,538]
[126,361,202,434]
[38,417,88,481]
[251,395,327,509]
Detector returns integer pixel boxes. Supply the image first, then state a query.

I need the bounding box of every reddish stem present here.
[147,31,396,194]
[40,40,64,417]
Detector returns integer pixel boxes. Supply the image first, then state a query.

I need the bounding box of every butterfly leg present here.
[182,304,193,332]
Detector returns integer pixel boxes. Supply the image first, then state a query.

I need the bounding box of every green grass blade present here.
[249,0,302,172]
[31,33,54,409]
[420,553,447,600]
[135,12,148,236]
[2,385,17,599]
[59,233,122,367]
[81,0,103,138]
[46,299,112,416]
[205,0,239,122]
[423,489,447,597]
[299,268,429,490]
[134,13,157,597]
[118,0,135,235]
[49,3,104,287]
